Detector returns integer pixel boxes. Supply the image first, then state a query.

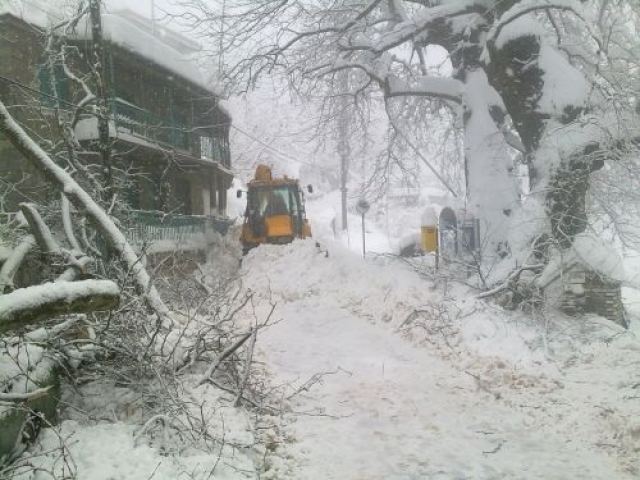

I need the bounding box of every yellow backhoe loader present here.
[238,165,312,254]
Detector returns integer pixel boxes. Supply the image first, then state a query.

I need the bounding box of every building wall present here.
[0,13,232,218]
[0,17,55,210]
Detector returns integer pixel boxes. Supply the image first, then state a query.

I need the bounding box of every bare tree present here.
[177,0,640,280]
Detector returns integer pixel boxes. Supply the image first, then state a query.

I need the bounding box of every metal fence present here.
[111,97,230,165]
[126,210,233,248]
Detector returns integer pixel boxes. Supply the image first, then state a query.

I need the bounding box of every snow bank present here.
[10,420,255,480]
[239,238,640,478]
[242,240,426,325]
[241,239,548,372]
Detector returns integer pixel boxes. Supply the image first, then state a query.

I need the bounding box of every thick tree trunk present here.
[461,69,519,258]
[450,25,519,259]
[485,31,598,250]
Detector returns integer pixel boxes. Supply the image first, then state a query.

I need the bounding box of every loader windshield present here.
[251,186,298,217]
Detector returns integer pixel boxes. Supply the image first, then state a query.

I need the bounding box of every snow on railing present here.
[125,210,233,252]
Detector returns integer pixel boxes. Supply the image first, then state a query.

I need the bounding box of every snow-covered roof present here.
[111,9,202,55]
[0,0,217,94]
[0,0,58,29]
[89,14,212,92]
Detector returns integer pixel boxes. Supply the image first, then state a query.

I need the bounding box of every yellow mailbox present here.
[421,225,438,253]
[420,207,438,253]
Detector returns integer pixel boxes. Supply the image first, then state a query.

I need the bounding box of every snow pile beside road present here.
[241,239,640,477]
[242,239,425,326]
[9,371,259,480]
[242,239,547,374]
[11,416,254,480]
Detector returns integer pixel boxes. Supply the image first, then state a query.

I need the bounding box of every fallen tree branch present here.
[0,386,52,402]
[234,328,257,407]
[0,279,119,328]
[61,193,82,252]
[197,331,253,387]
[133,414,173,446]
[0,235,36,293]
[19,203,92,282]
[0,99,171,321]
[19,203,61,255]
[3,316,83,346]
[476,264,544,299]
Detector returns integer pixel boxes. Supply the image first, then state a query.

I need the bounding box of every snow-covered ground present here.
[8,192,640,479]
[305,189,430,256]
[240,240,640,479]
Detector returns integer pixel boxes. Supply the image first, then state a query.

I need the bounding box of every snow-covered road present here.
[242,241,639,479]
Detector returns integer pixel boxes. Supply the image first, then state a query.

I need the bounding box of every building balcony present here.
[74,97,231,171]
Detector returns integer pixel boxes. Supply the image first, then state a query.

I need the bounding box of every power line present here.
[0,74,94,112]
[230,123,333,173]
[387,114,459,198]
[1,73,339,177]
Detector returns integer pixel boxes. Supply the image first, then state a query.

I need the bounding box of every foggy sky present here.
[106,0,174,19]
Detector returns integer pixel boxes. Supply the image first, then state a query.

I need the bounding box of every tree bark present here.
[485,30,598,250]
[0,235,36,293]
[0,279,119,329]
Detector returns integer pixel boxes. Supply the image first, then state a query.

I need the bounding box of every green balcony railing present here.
[112,98,189,151]
[111,98,230,166]
[126,210,233,249]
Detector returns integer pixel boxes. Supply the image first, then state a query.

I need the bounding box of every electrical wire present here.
[230,123,333,172]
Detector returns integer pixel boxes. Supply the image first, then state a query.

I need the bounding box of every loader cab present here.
[249,185,299,218]
[242,181,312,252]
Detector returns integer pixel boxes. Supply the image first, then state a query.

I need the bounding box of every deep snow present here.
[6,190,640,479]
[7,225,640,479]
[240,240,640,479]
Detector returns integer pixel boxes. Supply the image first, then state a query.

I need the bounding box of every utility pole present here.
[151,0,157,36]
[89,0,113,199]
[337,73,350,232]
[218,0,226,76]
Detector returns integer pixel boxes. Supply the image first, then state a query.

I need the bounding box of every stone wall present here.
[558,267,627,327]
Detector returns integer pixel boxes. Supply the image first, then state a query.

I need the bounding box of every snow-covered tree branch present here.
[181,0,640,284]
